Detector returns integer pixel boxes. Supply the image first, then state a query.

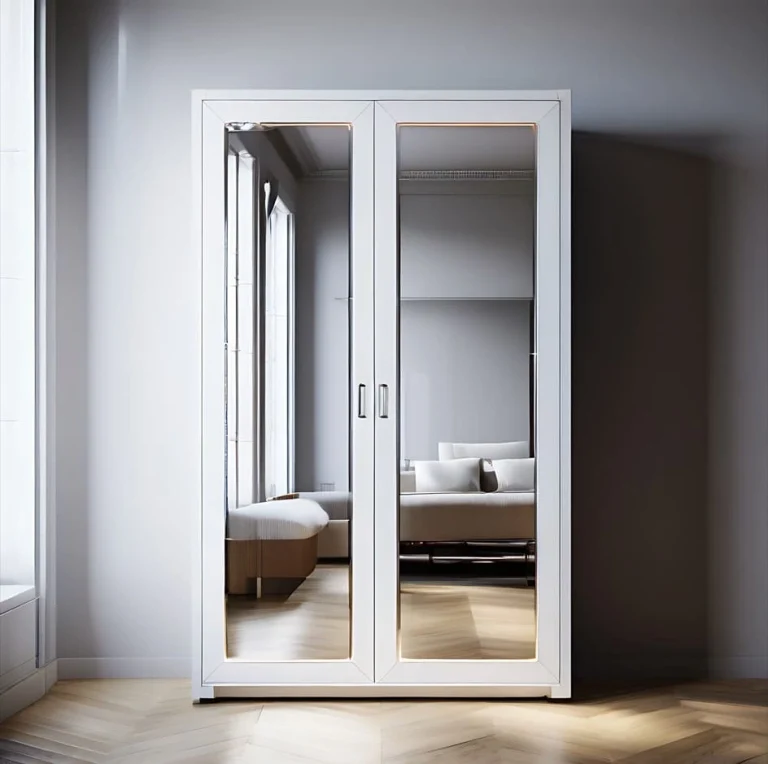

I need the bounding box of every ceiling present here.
[278,125,535,175]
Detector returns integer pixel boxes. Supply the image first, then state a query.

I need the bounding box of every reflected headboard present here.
[437,441,529,460]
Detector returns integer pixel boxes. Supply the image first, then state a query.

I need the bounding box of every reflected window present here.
[226,149,257,508]
[0,0,37,602]
[225,126,352,661]
[264,191,294,499]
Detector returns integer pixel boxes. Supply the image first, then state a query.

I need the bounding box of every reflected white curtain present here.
[263,190,290,499]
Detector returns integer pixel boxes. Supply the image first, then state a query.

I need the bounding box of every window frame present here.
[0,0,37,601]
[0,0,54,672]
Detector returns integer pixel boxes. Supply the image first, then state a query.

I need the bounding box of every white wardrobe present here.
[193,91,571,699]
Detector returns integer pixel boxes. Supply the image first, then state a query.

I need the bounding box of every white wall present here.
[53,0,768,680]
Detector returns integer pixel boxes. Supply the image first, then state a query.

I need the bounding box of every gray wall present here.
[295,180,532,479]
[400,183,533,460]
[53,0,768,681]
[400,186,533,299]
[294,179,350,493]
[400,301,530,461]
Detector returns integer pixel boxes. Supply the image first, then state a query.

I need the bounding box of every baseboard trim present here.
[710,656,768,679]
[57,657,190,679]
[45,659,58,691]
[0,661,57,723]
[19,655,768,692]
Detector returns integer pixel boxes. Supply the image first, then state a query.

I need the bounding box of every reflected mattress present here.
[228,499,329,541]
[399,491,535,542]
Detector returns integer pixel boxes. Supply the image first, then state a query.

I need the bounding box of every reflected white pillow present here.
[492,458,535,492]
[413,458,481,493]
[437,442,529,492]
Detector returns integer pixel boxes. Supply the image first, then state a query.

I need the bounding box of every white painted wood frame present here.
[373,99,570,695]
[193,90,570,699]
[196,99,375,693]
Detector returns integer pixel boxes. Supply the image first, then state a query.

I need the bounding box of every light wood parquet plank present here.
[248,702,382,764]
[617,727,767,763]
[379,701,494,761]
[400,583,536,660]
[226,564,351,661]
[237,745,329,764]
[386,734,504,764]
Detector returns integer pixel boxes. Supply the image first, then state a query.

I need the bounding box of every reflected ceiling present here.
[279,125,535,175]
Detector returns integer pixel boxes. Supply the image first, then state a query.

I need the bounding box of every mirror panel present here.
[396,125,537,660]
[224,126,353,661]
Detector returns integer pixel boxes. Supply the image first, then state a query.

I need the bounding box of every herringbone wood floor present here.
[227,564,537,661]
[227,565,351,660]
[0,680,766,763]
[401,581,535,660]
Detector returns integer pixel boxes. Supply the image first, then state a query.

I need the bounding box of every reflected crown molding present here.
[305,169,535,181]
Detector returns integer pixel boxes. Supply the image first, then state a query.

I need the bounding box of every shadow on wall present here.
[571,132,710,685]
[54,1,95,662]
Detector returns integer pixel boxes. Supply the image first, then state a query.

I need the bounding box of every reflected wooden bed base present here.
[226,536,319,596]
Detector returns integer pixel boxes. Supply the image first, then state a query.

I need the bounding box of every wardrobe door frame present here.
[194,97,375,694]
[373,97,571,695]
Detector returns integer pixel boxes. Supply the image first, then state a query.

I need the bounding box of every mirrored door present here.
[373,100,566,686]
[201,100,374,686]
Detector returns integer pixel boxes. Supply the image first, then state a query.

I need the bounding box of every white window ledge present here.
[0,585,36,615]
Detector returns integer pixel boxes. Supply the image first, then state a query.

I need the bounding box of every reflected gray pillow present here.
[492,458,535,492]
[413,458,481,493]
[480,459,499,492]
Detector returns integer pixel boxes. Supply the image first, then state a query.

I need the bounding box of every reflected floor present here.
[226,564,351,660]
[226,564,535,661]
[400,580,536,660]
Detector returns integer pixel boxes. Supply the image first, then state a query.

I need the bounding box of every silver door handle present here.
[357,384,367,418]
[377,384,389,419]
